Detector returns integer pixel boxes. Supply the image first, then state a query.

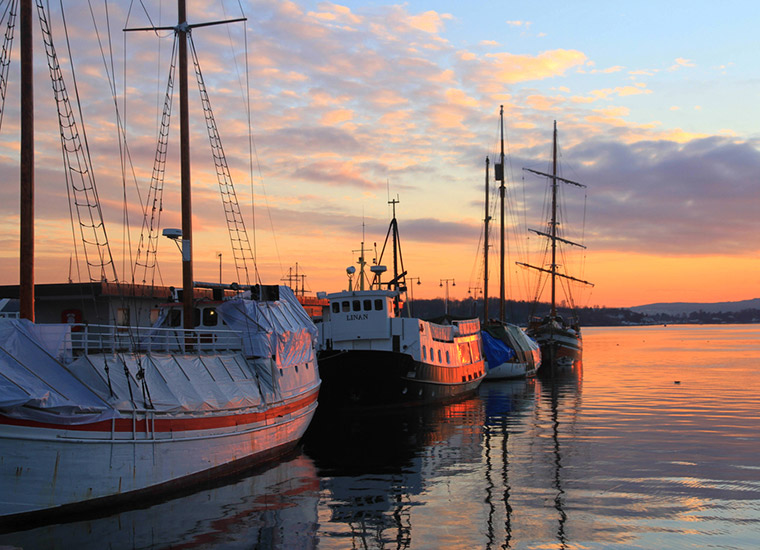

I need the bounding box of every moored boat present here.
[316,200,485,408]
[480,106,540,380]
[518,122,593,375]
[0,0,319,521]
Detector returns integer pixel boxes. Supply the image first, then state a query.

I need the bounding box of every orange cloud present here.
[321,109,354,125]
[481,49,587,84]
[407,10,452,33]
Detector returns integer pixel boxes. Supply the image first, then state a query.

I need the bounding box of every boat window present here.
[169,309,182,327]
[194,308,201,328]
[332,302,340,313]
[422,346,427,360]
[116,308,130,326]
[363,299,372,310]
[150,308,161,325]
[374,299,383,311]
[446,350,450,364]
[437,349,442,363]
[203,307,218,327]
[352,300,361,311]
[342,301,350,312]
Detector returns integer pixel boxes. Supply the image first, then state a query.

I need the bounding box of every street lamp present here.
[408,277,421,316]
[440,278,455,316]
[468,286,482,317]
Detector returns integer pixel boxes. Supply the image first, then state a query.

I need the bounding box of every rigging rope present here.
[0,0,16,134]
[188,32,255,286]
[38,0,118,283]
[134,36,177,286]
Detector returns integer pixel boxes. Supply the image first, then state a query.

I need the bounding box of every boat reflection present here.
[304,395,487,548]
[479,378,537,549]
[0,452,320,549]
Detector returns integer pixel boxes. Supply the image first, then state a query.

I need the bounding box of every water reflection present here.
[305,396,488,548]
[2,326,758,549]
[0,452,320,549]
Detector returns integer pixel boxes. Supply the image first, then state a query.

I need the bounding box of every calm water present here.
[2,325,759,549]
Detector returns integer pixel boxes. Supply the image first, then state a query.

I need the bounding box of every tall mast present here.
[498,105,505,322]
[177,0,194,330]
[550,120,558,318]
[390,197,399,287]
[483,156,490,323]
[19,0,34,321]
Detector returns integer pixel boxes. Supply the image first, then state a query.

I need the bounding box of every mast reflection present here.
[304,396,486,548]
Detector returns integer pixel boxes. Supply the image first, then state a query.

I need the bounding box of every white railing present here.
[65,323,245,355]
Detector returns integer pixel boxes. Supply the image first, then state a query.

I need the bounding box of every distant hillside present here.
[631,298,760,316]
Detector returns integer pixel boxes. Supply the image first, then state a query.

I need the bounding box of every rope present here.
[0,0,16,133]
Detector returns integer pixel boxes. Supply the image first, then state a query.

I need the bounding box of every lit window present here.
[203,308,218,327]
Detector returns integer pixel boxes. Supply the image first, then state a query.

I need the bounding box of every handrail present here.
[62,323,245,355]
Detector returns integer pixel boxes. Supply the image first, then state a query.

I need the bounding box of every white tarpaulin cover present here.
[0,319,116,424]
[0,288,317,423]
[66,352,275,413]
[218,286,317,367]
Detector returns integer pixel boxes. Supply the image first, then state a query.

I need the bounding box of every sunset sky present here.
[0,0,757,308]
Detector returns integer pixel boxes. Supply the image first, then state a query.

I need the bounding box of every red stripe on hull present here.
[0,388,319,433]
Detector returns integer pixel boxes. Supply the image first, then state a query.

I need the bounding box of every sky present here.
[0,0,758,308]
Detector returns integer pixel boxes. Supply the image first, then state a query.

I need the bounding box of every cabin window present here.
[471,340,480,359]
[332,302,340,313]
[194,308,201,328]
[169,309,182,327]
[422,346,427,360]
[341,301,350,312]
[116,308,130,326]
[150,308,161,325]
[363,299,372,310]
[437,349,442,363]
[203,307,218,327]
[352,300,361,312]
[374,299,383,311]
[446,350,450,364]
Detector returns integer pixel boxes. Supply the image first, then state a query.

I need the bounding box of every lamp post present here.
[468,286,482,317]
[440,278,455,316]
[408,277,421,316]
[217,252,222,285]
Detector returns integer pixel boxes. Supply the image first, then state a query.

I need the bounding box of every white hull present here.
[484,360,535,380]
[0,287,321,520]
[0,390,318,519]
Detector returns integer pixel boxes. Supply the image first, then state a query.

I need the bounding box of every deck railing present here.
[65,323,245,355]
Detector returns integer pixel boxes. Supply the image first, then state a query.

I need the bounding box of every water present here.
[2,325,759,549]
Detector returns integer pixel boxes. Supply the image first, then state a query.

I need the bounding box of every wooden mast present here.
[19,0,34,321]
[498,105,505,322]
[483,156,489,323]
[178,0,194,330]
[550,121,558,319]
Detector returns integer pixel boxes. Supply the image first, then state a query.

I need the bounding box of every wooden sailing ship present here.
[481,106,540,380]
[518,122,593,375]
[0,0,319,521]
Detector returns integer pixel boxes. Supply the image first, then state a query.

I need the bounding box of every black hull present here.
[317,349,484,410]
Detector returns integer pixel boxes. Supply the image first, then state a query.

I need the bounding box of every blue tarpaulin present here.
[481,330,516,370]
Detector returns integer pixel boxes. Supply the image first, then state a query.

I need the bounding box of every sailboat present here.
[316,199,486,408]
[518,121,593,375]
[0,0,319,521]
[481,106,540,380]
